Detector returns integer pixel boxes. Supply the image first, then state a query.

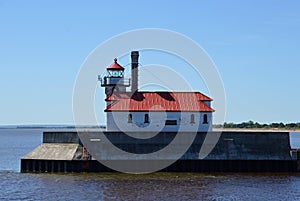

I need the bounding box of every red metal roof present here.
[105,92,214,112]
[107,58,124,70]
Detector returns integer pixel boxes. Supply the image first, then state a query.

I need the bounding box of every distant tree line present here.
[213,121,300,130]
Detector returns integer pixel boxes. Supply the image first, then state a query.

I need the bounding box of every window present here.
[203,114,208,124]
[128,114,132,123]
[165,120,177,125]
[190,114,195,124]
[144,114,149,123]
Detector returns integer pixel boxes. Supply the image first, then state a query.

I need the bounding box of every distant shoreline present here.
[0,125,106,129]
[214,128,300,132]
[1,126,299,133]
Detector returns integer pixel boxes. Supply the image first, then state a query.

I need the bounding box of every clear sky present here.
[0,0,300,125]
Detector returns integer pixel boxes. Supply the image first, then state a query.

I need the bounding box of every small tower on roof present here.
[98,58,130,96]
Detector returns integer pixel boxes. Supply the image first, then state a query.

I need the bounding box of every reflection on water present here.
[0,129,300,200]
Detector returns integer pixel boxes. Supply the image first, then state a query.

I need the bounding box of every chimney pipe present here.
[131,51,139,93]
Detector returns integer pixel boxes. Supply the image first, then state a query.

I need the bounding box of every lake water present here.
[1,129,300,200]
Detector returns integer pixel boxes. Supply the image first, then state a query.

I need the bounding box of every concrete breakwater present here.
[21,131,300,173]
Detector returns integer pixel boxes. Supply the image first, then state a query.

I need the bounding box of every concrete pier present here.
[21,130,300,173]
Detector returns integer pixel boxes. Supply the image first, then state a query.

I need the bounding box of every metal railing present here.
[99,76,130,87]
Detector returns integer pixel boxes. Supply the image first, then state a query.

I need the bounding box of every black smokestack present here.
[131,51,139,93]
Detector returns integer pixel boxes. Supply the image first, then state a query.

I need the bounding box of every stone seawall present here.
[21,131,300,173]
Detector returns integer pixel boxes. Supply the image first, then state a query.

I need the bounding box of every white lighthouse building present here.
[99,51,214,132]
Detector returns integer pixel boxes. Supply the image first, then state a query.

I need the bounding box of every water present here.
[1,129,300,200]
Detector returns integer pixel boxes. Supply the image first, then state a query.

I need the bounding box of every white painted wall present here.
[106,111,212,132]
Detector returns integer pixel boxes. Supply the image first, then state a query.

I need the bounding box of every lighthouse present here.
[98,51,214,132]
[98,58,130,96]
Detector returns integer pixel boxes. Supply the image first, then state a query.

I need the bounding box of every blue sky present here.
[0,0,300,125]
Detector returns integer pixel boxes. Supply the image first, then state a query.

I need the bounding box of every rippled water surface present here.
[1,129,300,200]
